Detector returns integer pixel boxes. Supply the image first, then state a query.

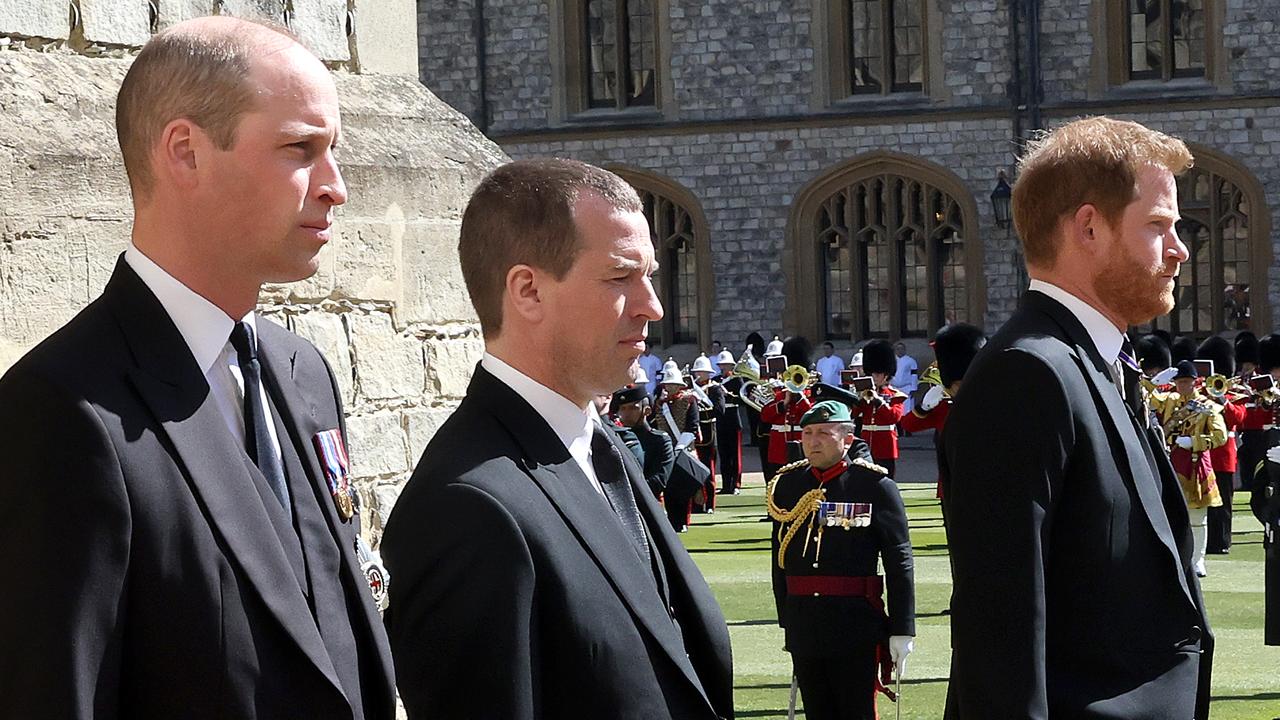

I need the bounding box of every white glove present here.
[889,635,914,678]
[920,384,946,412]
[1151,367,1178,385]
[1175,436,1194,451]
[1266,445,1280,464]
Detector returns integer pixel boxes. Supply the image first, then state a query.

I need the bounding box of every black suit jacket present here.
[941,290,1213,719]
[0,259,395,719]
[383,365,734,719]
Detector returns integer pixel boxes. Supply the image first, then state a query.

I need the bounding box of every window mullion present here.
[615,0,628,110]
[1162,0,1173,81]
[881,0,893,95]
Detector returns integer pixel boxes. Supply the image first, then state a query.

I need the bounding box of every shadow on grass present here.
[1212,691,1280,701]
[727,618,777,627]
[736,677,947,691]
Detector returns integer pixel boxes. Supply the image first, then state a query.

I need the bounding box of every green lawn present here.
[682,482,1280,719]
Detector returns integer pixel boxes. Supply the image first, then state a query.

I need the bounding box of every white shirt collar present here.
[480,351,598,453]
[1029,279,1125,362]
[124,243,253,374]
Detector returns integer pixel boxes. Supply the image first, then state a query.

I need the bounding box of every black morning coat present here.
[0,257,395,719]
[382,365,734,719]
[941,290,1214,720]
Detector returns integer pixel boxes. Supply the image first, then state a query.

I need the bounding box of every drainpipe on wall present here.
[474,0,490,133]
[1026,0,1043,133]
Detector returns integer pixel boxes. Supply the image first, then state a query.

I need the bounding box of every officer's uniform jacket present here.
[694,380,725,449]
[767,456,915,657]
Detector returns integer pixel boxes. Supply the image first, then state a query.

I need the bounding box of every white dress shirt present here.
[124,244,284,468]
[816,354,844,386]
[1029,279,1125,364]
[638,352,664,397]
[481,352,605,496]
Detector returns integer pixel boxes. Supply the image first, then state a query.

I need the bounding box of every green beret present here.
[799,400,852,427]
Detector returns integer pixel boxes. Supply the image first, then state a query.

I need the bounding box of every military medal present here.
[355,534,390,609]
[312,428,356,521]
[818,501,872,529]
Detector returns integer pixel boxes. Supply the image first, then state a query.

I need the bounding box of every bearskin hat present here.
[1235,331,1259,367]
[932,324,986,387]
[781,335,813,370]
[1171,336,1198,366]
[1195,335,1235,378]
[1134,334,1171,374]
[1259,334,1280,373]
[861,339,896,377]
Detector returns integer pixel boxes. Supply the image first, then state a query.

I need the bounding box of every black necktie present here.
[591,424,653,572]
[229,322,291,510]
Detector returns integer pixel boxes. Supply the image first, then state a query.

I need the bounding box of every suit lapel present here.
[255,319,397,697]
[472,367,713,708]
[1026,292,1196,609]
[104,259,347,699]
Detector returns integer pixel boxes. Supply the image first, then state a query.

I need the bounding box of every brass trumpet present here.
[1204,373,1230,400]
[783,365,811,394]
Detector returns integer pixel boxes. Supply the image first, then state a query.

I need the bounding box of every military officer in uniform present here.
[715,349,745,495]
[767,400,915,720]
[855,339,909,477]
[613,385,675,499]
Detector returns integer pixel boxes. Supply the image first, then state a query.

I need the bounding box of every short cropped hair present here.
[459,159,644,338]
[115,19,299,197]
[1012,116,1193,267]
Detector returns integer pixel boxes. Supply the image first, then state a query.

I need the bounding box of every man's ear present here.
[1069,203,1108,254]
[505,264,545,324]
[156,118,202,191]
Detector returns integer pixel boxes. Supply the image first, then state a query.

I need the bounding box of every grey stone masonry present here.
[504,118,1019,338]
[668,0,814,120]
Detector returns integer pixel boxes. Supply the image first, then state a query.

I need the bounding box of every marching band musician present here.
[1236,331,1260,380]
[715,350,745,495]
[1252,334,1280,646]
[900,324,986,505]
[1198,336,1247,555]
[655,364,701,532]
[855,340,909,478]
[691,354,725,512]
[767,400,915,720]
[611,384,676,500]
[1239,333,1277,494]
[1145,360,1228,577]
[760,337,815,482]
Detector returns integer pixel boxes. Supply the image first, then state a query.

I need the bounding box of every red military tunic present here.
[900,399,952,497]
[1210,397,1247,473]
[858,385,907,462]
[760,391,812,466]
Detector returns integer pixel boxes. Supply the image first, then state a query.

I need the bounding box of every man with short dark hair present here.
[0,16,395,719]
[942,117,1214,719]
[382,158,733,720]
[815,341,844,386]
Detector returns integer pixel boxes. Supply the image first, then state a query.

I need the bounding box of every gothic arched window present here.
[797,155,978,340]
[1140,148,1270,338]
[612,169,713,347]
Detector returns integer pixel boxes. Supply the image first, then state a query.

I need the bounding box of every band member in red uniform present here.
[1198,336,1246,554]
[1239,335,1280,495]
[856,340,908,478]
[901,324,986,502]
[760,337,814,481]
